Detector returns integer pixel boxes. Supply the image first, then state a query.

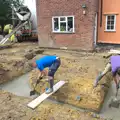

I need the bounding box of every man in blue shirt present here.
[32,55,61,94]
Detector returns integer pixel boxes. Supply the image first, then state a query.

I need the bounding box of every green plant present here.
[60,26,66,31]
[0,0,24,30]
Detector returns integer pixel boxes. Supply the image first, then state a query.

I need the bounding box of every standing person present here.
[32,55,61,94]
[94,55,120,90]
[8,28,16,42]
[3,24,12,36]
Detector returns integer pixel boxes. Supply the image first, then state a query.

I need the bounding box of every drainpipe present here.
[100,0,103,27]
[93,0,99,48]
[96,0,100,45]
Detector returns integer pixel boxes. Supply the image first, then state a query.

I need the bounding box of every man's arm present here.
[94,63,111,87]
[37,64,47,79]
[37,69,47,79]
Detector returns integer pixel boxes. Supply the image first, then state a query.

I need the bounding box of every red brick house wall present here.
[36,0,98,50]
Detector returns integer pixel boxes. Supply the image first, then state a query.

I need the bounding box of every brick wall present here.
[36,0,98,50]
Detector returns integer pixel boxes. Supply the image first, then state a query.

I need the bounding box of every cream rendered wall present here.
[24,0,37,30]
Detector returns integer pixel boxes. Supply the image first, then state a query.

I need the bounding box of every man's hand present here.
[41,70,47,76]
[37,74,43,80]
[37,69,47,81]
[36,74,43,84]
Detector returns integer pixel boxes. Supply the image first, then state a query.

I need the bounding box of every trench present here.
[0,72,120,120]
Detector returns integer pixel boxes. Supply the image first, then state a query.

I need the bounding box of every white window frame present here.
[52,16,75,33]
[105,14,116,32]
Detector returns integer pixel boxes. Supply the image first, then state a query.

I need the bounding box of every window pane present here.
[107,25,110,30]
[60,17,66,21]
[54,18,59,31]
[107,21,111,25]
[60,23,66,31]
[68,17,73,21]
[111,21,114,25]
[111,16,115,20]
[68,17,73,32]
[108,16,111,20]
[111,25,114,30]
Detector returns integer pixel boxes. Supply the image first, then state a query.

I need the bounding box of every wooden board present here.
[27,80,66,109]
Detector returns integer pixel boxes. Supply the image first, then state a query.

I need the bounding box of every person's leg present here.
[48,76,54,90]
[94,63,111,87]
[46,58,61,94]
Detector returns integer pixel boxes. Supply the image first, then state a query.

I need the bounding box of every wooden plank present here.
[27,80,66,109]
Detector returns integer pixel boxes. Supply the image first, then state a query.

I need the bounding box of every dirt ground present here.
[0,91,106,120]
[0,42,112,120]
[0,42,44,84]
[29,49,112,112]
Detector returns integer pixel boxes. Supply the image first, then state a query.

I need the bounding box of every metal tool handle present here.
[33,75,43,90]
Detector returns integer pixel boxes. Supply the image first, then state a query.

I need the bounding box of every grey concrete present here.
[0,35,3,41]
[0,73,37,99]
[100,81,120,120]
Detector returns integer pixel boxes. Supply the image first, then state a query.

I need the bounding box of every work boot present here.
[45,88,53,94]
[94,72,103,87]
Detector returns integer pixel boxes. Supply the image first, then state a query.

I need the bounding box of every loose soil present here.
[0,42,112,120]
[0,91,105,120]
[0,42,44,84]
[29,50,112,112]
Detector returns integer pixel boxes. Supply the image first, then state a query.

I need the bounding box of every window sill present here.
[52,31,75,34]
[104,30,116,32]
[103,13,119,15]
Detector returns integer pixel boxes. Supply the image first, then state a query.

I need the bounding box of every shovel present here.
[30,76,43,96]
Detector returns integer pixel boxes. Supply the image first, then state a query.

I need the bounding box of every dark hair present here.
[116,67,120,75]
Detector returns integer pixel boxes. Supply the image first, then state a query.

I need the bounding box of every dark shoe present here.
[45,88,53,94]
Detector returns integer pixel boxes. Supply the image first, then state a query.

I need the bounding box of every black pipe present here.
[96,0,100,44]
[100,0,103,27]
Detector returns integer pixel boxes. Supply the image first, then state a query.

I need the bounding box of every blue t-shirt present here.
[36,55,57,71]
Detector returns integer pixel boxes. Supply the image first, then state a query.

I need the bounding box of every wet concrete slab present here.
[0,35,3,41]
[100,81,120,120]
[0,73,37,99]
